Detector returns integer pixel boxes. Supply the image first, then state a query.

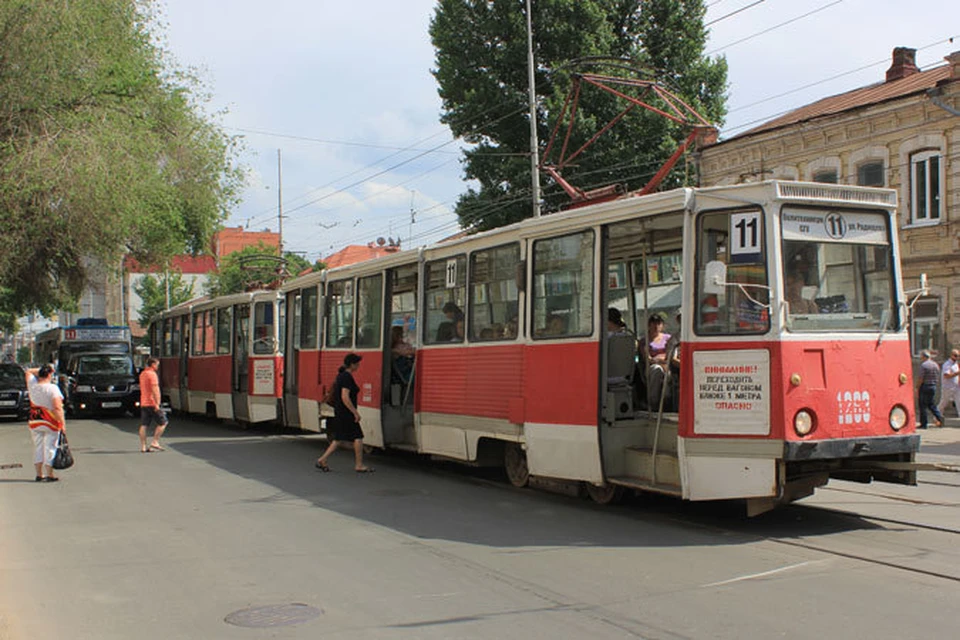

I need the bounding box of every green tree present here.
[0,0,243,330]
[133,271,195,329]
[206,244,313,297]
[430,0,727,230]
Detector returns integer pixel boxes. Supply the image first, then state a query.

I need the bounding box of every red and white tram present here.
[150,290,283,424]
[163,181,923,512]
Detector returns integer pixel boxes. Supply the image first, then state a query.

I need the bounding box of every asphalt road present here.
[1,414,958,639]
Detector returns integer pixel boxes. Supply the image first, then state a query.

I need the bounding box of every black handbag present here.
[52,431,74,470]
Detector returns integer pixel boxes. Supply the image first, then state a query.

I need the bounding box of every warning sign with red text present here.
[692,349,770,435]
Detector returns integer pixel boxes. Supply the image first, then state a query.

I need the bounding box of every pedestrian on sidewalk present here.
[25,364,65,482]
[917,350,944,429]
[937,349,960,418]
[138,357,168,452]
[315,353,374,473]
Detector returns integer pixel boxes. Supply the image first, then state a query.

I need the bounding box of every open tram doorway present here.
[381,263,418,447]
[282,290,301,428]
[232,303,251,422]
[598,213,685,497]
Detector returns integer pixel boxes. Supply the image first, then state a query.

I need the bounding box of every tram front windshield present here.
[781,207,896,332]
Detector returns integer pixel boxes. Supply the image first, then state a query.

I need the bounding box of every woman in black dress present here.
[315,353,374,473]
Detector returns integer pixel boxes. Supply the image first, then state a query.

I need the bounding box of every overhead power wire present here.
[726,34,960,116]
[707,0,845,55]
[705,0,765,27]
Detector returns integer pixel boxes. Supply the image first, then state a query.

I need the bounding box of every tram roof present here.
[277,180,899,288]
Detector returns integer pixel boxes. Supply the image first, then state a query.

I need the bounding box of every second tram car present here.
[158,181,923,512]
[150,291,283,424]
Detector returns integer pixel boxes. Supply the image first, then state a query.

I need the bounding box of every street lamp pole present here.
[525,0,541,218]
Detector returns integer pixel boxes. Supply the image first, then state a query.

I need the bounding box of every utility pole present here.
[525,0,541,217]
[277,149,284,255]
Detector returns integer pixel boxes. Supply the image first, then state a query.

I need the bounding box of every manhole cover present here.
[224,603,322,628]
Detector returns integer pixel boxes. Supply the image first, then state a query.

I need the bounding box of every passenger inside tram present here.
[640,314,671,410]
[436,302,464,341]
[390,326,415,384]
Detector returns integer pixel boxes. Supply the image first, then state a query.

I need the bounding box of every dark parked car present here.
[0,362,29,420]
[61,352,140,416]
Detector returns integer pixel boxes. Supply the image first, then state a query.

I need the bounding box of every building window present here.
[812,169,838,184]
[856,161,884,187]
[910,151,942,224]
[911,297,942,357]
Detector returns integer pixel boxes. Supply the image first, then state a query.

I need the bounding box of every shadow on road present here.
[91,415,887,549]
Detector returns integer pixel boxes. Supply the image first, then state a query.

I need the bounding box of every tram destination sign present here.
[692,349,770,435]
[781,208,888,245]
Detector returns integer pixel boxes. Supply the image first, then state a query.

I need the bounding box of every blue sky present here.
[161,0,957,263]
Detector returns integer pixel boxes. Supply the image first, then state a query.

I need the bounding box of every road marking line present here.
[702,560,825,587]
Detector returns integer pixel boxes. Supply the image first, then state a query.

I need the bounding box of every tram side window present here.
[532,230,595,338]
[695,210,769,335]
[172,317,182,356]
[390,265,418,346]
[163,319,173,357]
[424,256,466,344]
[325,280,354,348]
[469,244,520,341]
[217,307,232,355]
[355,275,383,348]
[253,302,275,354]
[301,287,319,349]
[192,313,204,355]
[203,310,216,355]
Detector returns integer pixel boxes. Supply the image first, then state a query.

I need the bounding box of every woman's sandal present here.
[315,461,331,472]
[42,477,59,483]
[355,467,375,473]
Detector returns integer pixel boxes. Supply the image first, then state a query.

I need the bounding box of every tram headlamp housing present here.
[889,406,908,431]
[794,410,815,436]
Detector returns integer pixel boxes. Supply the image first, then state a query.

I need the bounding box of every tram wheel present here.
[504,443,530,488]
[584,482,623,505]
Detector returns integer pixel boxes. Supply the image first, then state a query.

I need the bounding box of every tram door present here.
[232,303,251,421]
[177,317,189,412]
[381,263,418,447]
[282,290,301,428]
[598,216,684,493]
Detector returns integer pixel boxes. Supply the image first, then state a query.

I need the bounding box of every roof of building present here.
[125,255,217,274]
[323,244,401,269]
[725,63,953,141]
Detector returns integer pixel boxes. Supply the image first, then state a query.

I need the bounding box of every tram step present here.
[606,475,682,496]
[623,446,681,486]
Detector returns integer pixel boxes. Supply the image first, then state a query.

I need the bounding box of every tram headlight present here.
[889,406,908,431]
[794,410,815,436]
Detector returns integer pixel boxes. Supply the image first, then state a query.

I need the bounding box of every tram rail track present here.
[436,462,960,584]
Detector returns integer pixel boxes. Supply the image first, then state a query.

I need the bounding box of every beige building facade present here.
[698,48,960,357]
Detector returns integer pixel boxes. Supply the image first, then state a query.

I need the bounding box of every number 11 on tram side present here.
[284,181,923,514]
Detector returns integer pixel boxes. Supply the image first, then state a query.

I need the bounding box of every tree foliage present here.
[205,244,312,297]
[0,0,243,329]
[133,271,195,329]
[430,0,727,230]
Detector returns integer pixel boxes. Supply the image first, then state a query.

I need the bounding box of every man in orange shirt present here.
[139,357,168,453]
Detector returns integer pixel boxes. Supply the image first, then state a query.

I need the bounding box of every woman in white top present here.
[26,364,66,482]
